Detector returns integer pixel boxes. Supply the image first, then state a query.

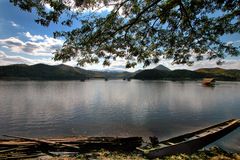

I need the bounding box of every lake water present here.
[0,80,239,152]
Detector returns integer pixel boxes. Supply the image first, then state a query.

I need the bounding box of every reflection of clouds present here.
[0,80,239,150]
[160,81,240,114]
[1,80,239,122]
[1,80,238,123]
[166,82,209,112]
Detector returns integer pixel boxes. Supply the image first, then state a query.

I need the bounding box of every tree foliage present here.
[10,0,240,68]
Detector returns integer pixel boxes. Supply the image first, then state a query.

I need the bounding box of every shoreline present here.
[1,146,238,160]
[71,147,240,160]
[0,136,239,159]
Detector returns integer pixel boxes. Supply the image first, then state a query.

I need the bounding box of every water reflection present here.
[0,80,239,151]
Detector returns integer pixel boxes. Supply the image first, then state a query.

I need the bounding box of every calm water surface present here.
[0,80,239,151]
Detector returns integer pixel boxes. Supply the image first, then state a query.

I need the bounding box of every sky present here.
[0,1,239,71]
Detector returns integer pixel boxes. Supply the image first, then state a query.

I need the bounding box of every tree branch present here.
[179,0,194,31]
[111,0,163,37]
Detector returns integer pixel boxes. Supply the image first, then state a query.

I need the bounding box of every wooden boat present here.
[0,136,142,159]
[202,78,215,86]
[0,136,142,152]
[137,119,240,158]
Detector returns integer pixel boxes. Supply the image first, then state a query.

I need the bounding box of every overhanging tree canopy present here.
[10,0,240,68]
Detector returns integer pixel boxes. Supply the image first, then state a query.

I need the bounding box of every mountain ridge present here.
[0,64,239,81]
[0,64,133,80]
[133,68,240,81]
[154,64,171,71]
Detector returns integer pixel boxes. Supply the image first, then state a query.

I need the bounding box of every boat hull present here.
[144,119,240,158]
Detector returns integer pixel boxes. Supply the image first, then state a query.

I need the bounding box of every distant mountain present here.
[0,64,133,80]
[133,69,205,80]
[74,68,134,79]
[1,64,238,81]
[196,68,240,80]
[154,64,171,71]
[133,68,239,81]
[88,70,133,79]
[0,64,87,80]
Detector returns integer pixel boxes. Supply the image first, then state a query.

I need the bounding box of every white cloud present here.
[187,59,240,70]
[0,37,24,46]
[0,50,31,65]
[0,50,60,66]
[64,1,115,13]
[44,3,54,11]
[83,56,240,72]
[226,40,240,46]
[149,59,240,71]
[0,32,239,71]
[0,50,7,58]
[84,58,131,71]
[0,33,64,56]
[10,21,20,28]
[90,4,114,12]
[23,32,45,41]
[44,0,75,12]
[0,56,31,65]
[1,48,239,70]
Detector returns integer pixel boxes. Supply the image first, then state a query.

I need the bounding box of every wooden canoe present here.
[0,136,142,151]
[137,119,240,159]
[0,136,142,159]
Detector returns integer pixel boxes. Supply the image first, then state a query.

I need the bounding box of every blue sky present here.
[0,0,239,71]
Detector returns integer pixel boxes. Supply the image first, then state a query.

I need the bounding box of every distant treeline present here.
[0,64,239,81]
[0,64,134,80]
[133,69,240,81]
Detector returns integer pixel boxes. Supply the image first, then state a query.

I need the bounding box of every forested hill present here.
[0,64,86,80]
[0,64,239,81]
[133,68,240,81]
[0,64,132,80]
[196,68,240,80]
